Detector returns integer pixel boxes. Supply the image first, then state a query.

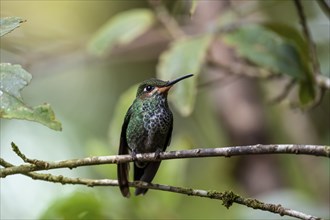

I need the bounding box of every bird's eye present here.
[144,85,154,92]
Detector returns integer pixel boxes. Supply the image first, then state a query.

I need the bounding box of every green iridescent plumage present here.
[117,74,193,197]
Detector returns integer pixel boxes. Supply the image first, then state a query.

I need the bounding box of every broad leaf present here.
[223,25,308,80]
[157,34,212,116]
[88,9,155,55]
[299,80,316,106]
[263,23,309,63]
[39,191,108,219]
[108,84,137,149]
[0,63,62,131]
[0,17,25,37]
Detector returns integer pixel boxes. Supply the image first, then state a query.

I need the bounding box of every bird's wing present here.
[117,105,132,198]
[164,115,173,151]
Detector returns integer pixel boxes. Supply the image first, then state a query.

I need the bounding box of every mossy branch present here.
[1,142,328,220]
[0,157,322,220]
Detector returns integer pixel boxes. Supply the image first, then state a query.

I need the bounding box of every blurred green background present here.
[1,0,329,219]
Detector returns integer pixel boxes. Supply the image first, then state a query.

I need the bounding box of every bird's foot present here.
[131,149,138,161]
[154,149,162,159]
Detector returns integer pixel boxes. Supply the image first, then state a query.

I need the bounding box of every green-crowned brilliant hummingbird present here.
[117,74,193,197]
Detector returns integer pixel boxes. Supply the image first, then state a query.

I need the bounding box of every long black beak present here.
[166,74,194,86]
[158,74,193,94]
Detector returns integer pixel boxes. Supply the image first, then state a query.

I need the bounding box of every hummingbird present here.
[117,74,193,197]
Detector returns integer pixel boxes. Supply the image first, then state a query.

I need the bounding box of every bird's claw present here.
[131,149,138,161]
[154,149,162,159]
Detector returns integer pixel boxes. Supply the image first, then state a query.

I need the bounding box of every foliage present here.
[88,9,155,55]
[0,17,25,37]
[223,24,316,105]
[223,25,308,80]
[1,1,329,220]
[88,5,323,111]
[0,17,61,131]
[108,84,137,148]
[39,191,109,219]
[157,35,212,116]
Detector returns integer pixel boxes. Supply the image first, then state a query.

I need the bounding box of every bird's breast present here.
[126,99,172,153]
[142,103,172,151]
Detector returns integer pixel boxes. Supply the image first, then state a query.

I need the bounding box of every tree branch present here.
[1,159,322,220]
[1,143,329,178]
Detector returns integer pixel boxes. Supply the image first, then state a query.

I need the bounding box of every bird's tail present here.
[134,162,161,196]
[118,162,130,197]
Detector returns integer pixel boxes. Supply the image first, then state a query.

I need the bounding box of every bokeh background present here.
[1,0,329,219]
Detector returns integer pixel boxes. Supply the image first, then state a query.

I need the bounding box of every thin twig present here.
[148,0,185,39]
[1,159,322,220]
[315,74,330,90]
[293,0,321,77]
[207,59,274,79]
[293,0,330,92]
[1,143,329,178]
[197,74,241,89]
[316,0,330,18]
[269,78,297,104]
[11,143,50,168]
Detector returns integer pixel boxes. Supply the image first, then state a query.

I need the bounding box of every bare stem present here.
[293,0,321,77]
[1,143,329,178]
[315,74,330,90]
[316,0,330,18]
[148,0,185,39]
[269,78,296,104]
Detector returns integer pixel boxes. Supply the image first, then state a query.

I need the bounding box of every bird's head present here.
[136,74,193,99]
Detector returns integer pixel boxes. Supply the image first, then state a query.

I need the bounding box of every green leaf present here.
[157,34,212,116]
[88,9,155,55]
[223,24,308,80]
[108,84,137,149]
[299,80,316,106]
[0,17,25,37]
[39,191,108,219]
[0,63,62,131]
[263,23,309,62]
